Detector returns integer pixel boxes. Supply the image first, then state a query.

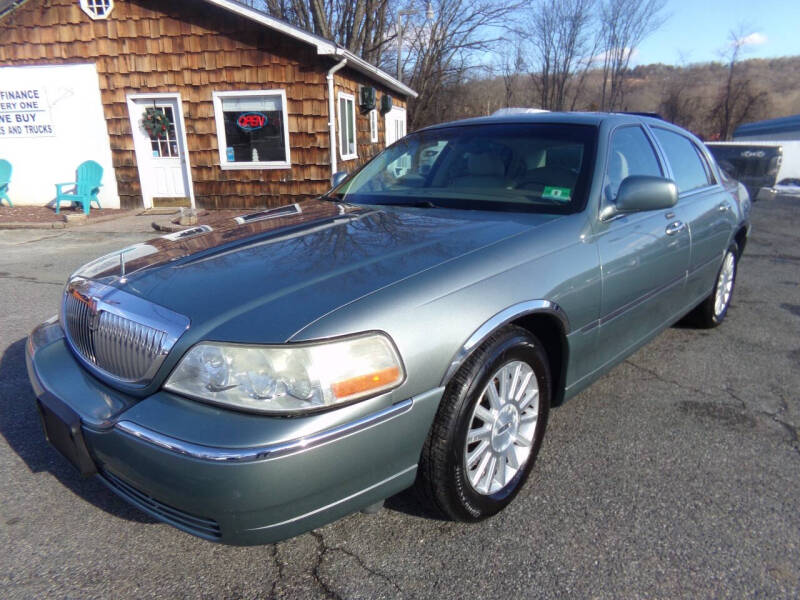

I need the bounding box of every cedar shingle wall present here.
[0,0,407,209]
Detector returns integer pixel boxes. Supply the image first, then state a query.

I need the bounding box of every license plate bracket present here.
[36,394,97,477]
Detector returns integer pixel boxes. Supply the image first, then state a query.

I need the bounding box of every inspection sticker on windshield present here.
[542,186,571,202]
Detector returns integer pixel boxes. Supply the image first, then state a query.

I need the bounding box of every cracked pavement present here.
[1,199,799,598]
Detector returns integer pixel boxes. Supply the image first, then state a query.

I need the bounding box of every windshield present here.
[329,122,597,214]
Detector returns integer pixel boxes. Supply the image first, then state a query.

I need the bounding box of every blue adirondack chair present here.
[55,160,103,214]
[0,159,11,207]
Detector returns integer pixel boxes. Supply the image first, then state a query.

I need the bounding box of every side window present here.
[338,92,357,161]
[695,145,718,185]
[652,128,713,193]
[605,126,663,202]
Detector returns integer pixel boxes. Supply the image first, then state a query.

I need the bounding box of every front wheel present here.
[416,326,551,521]
[688,243,739,328]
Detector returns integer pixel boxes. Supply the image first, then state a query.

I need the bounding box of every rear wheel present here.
[417,326,551,521]
[688,243,738,328]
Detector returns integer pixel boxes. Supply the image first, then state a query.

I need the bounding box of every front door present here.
[128,95,192,208]
[385,107,407,147]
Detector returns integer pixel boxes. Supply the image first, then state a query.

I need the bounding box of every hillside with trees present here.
[449,55,800,140]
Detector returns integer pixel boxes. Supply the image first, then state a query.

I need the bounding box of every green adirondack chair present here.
[0,159,11,207]
[55,160,103,215]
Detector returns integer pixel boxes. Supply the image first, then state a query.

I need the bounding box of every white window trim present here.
[338,91,358,161]
[384,106,407,146]
[80,0,114,20]
[369,109,378,144]
[212,89,292,170]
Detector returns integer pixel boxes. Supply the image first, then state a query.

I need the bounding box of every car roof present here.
[420,111,665,131]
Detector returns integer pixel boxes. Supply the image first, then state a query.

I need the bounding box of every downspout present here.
[326,58,348,178]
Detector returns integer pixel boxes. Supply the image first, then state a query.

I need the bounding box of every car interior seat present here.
[605,150,629,202]
[451,153,506,188]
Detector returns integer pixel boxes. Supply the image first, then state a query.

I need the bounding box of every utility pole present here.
[396,2,434,83]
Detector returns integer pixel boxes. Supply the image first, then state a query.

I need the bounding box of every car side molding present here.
[440,300,569,387]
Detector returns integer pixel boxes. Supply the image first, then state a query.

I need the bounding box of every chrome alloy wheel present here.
[714,251,736,318]
[464,360,539,495]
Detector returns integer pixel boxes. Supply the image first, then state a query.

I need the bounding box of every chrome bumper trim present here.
[115,397,415,463]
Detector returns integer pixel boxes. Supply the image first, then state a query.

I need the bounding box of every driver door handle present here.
[665,221,686,236]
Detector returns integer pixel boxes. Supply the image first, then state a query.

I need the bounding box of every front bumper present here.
[26,319,442,545]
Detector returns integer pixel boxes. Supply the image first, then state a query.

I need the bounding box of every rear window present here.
[653,128,713,193]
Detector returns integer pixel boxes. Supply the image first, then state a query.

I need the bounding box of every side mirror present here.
[330,171,348,188]
[601,175,678,220]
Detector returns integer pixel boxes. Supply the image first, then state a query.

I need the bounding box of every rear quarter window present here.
[653,128,714,193]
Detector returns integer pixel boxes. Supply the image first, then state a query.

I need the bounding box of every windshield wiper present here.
[319,193,344,202]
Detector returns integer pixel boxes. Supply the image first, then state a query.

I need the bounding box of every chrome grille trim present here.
[93,312,168,381]
[61,277,190,386]
[64,292,96,363]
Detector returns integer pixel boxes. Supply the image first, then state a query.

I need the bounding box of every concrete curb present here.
[0,209,139,230]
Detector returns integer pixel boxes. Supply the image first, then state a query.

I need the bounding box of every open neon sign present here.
[237,112,267,131]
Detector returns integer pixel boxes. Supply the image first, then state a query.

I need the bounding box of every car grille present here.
[61,278,189,386]
[101,470,222,540]
[63,292,169,383]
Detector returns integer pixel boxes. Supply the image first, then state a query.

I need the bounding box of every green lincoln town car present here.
[27,112,750,545]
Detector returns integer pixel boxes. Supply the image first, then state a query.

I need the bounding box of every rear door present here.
[650,127,736,307]
[592,125,691,365]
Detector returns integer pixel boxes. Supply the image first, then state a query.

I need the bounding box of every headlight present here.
[163,333,405,414]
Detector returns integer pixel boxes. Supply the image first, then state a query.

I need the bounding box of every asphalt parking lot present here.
[0,198,798,599]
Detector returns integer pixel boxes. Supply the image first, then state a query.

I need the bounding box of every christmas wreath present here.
[142,107,171,138]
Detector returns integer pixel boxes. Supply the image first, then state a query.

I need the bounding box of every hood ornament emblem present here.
[119,249,128,283]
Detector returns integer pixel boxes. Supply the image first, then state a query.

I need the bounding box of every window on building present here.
[80,0,114,19]
[339,92,357,160]
[385,107,407,147]
[212,90,291,170]
[652,127,715,192]
[370,109,378,143]
[147,106,179,158]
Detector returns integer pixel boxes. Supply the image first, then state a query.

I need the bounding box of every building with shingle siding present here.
[0,0,415,209]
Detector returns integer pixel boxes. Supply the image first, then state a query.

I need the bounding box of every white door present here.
[128,95,192,207]
[385,107,407,147]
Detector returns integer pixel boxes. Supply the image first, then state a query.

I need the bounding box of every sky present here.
[633,0,800,66]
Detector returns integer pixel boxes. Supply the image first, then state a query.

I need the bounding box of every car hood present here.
[76,199,560,343]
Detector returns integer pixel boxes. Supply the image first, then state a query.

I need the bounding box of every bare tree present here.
[598,0,666,110]
[656,56,702,130]
[498,34,525,108]
[527,0,597,111]
[709,28,769,140]
[400,0,520,129]
[245,0,394,64]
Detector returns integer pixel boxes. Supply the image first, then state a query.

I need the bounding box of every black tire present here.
[687,242,739,328]
[417,325,551,521]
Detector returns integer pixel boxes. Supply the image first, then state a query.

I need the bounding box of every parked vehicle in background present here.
[726,113,800,199]
[27,112,750,545]
[705,141,782,201]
